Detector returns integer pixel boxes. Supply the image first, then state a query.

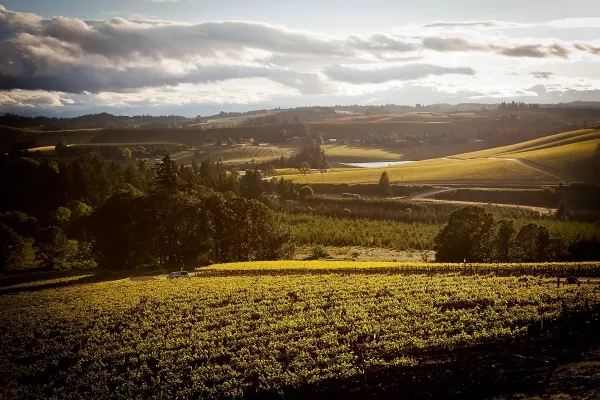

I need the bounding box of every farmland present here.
[1,266,599,399]
[171,144,297,165]
[286,157,560,184]
[320,144,403,162]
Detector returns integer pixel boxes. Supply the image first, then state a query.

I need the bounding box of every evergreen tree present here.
[155,154,179,192]
[378,171,391,197]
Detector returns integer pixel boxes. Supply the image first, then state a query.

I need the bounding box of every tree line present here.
[434,206,600,263]
[0,152,294,272]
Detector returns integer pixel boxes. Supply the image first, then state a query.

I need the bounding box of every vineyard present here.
[280,212,600,250]
[1,267,599,398]
[202,260,600,276]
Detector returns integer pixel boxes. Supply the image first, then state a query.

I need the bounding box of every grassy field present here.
[321,144,403,162]
[452,129,600,182]
[454,129,599,159]
[1,264,599,398]
[286,158,560,184]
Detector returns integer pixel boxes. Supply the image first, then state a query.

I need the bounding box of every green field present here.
[452,129,600,182]
[1,262,598,398]
[286,158,559,184]
[455,129,599,159]
[321,144,404,162]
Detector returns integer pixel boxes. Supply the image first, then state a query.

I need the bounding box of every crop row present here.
[202,260,600,277]
[0,274,596,398]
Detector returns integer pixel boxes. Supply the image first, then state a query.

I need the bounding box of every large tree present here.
[433,206,495,262]
[35,226,70,270]
[378,171,391,197]
[154,154,180,192]
[0,223,26,271]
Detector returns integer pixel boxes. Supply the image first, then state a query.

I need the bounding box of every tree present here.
[298,161,310,175]
[121,147,132,160]
[55,140,68,155]
[0,211,38,237]
[492,220,515,262]
[556,198,571,220]
[239,169,263,199]
[35,226,70,270]
[378,171,391,197]
[511,223,551,262]
[299,185,313,201]
[433,206,496,262]
[0,223,26,271]
[154,154,180,192]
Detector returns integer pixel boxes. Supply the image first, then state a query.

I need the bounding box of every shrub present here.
[299,186,314,201]
[310,245,329,259]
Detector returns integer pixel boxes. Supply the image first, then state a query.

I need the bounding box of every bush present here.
[310,245,329,259]
[299,186,314,201]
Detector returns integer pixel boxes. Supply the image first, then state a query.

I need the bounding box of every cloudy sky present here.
[1,1,600,116]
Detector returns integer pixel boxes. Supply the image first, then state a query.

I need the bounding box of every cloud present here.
[0,90,67,108]
[531,71,555,79]
[424,21,500,28]
[324,64,476,84]
[528,84,548,95]
[500,43,569,58]
[423,36,570,58]
[422,37,491,52]
[574,43,600,55]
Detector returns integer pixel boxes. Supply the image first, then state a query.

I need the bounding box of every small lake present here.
[341,161,416,168]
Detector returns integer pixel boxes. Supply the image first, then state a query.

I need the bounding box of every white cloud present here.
[0,6,600,113]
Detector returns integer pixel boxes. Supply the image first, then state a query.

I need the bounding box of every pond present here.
[340,161,416,168]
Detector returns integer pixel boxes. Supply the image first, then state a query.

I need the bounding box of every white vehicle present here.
[168,271,190,279]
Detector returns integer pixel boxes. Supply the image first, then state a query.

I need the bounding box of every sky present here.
[1,1,600,116]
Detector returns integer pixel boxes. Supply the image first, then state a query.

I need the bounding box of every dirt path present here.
[413,197,556,215]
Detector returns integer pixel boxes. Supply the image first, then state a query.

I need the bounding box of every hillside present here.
[455,129,600,182]
[287,157,560,185]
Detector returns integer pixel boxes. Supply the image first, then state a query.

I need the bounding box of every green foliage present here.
[154,154,180,192]
[277,177,298,200]
[282,213,439,250]
[239,169,263,199]
[310,245,329,259]
[88,190,294,268]
[556,198,571,220]
[379,171,391,197]
[0,272,596,398]
[35,226,69,270]
[0,211,38,237]
[299,185,313,201]
[54,140,68,155]
[0,223,26,271]
[434,206,496,263]
[52,207,71,230]
[298,160,310,175]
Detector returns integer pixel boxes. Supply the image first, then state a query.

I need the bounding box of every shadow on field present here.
[248,307,600,400]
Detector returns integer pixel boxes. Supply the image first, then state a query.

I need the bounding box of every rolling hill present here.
[286,128,600,185]
[455,129,600,182]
